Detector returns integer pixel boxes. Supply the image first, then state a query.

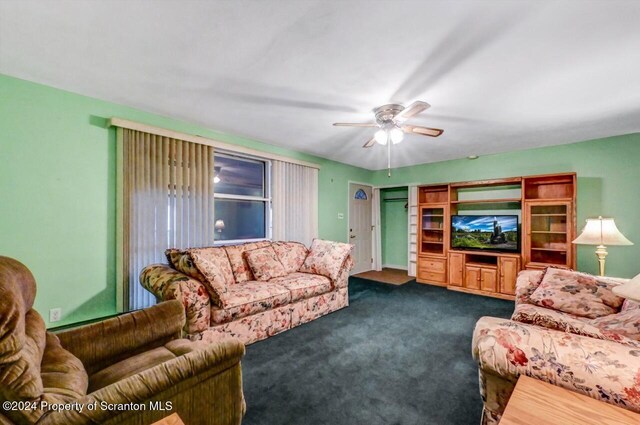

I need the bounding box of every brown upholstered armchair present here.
[0,256,245,425]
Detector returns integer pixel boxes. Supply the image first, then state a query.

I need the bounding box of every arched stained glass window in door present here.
[354,188,368,200]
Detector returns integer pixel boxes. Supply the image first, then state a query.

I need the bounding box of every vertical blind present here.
[271,160,319,246]
[122,129,215,310]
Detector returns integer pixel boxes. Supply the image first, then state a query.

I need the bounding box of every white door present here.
[349,183,373,274]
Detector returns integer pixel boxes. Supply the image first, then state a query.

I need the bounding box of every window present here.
[354,188,368,200]
[213,153,271,242]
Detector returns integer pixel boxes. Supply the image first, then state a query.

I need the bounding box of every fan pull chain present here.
[387,132,391,177]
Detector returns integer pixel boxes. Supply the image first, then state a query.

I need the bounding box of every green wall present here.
[0,74,371,327]
[370,133,640,278]
[380,187,408,268]
[2,71,639,328]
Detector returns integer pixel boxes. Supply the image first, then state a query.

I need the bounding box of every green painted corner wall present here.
[381,187,408,268]
[370,133,640,279]
[2,71,639,328]
[0,74,371,327]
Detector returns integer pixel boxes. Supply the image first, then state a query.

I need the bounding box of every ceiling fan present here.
[333,101,443,176]
[333,101,443,147]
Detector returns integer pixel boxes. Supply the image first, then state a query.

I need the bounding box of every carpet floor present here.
[241,277,513,425]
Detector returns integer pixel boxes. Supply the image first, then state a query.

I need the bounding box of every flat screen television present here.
[451,215,519,253]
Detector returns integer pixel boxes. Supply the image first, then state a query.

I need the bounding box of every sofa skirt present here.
[190,287,349,345]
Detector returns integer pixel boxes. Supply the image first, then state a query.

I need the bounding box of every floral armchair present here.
[472,270,640,425]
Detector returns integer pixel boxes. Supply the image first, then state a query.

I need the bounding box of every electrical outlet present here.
[49,308,62,323]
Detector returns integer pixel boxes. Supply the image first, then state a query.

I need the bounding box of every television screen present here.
[451,215,519,252]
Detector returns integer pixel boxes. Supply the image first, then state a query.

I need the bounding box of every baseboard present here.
[382,264,408,270]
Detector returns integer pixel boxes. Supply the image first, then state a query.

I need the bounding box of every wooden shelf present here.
[531,231,567,234]
[525,198,573,202]
[526,262,571,269]
[451,198,521,205]
[466,262,498,269]
[450,177,522,188]
[417,171,575,300]
[525,178,574,185]
[449,249,520,258]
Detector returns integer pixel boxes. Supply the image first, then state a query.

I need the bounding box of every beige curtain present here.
[122,129,215,310]
[271,160,318,246]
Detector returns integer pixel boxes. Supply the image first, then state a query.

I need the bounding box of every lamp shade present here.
[612,273,640,302]
[214,219,225,231]
[572,216,633,246]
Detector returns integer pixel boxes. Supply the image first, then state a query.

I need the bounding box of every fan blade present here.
[395,101,430,121]
[402,125,444,137]
[363,137,376,148]
[333,122,377,127]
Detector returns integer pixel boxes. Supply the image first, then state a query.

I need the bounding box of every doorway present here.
[380,187,409,269]
[349,183,373,274]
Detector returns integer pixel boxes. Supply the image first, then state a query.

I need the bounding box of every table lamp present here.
[214,219,225,233]
[612,273,640,303]
[572,216,633,276]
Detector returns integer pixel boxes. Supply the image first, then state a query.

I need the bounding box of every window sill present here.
[213,238,270,246]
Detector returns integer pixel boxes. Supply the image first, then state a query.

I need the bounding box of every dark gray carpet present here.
[241,278,513,425]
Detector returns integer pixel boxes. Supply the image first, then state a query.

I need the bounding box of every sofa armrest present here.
[473,316,640,418]
[39,339,246,425]
[514,270,543,306]
[333,254,354,289]
[140,264,211,335]
[56,301,185,375]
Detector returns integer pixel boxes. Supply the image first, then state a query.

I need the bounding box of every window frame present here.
[212,151,272,245]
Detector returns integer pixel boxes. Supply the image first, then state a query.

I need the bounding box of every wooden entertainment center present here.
[416,172,576,300]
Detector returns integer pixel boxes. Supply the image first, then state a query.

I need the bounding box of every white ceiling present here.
[1,0,639,170]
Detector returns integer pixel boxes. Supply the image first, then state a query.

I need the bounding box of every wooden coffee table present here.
[500,375,640,425]
[151,413,185,425]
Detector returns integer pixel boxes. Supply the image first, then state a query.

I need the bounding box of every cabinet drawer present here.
[423,258,446,272]
[418,269,446,283]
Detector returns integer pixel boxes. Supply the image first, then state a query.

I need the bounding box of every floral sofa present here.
[473,269,640,425]
[141,239,354,345]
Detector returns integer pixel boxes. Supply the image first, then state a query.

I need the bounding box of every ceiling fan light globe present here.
[390,127,404,144]
[374,129,388,145]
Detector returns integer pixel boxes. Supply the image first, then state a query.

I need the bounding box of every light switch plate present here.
[337,213,344,219]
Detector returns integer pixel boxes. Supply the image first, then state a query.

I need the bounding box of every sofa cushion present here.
[515,269,544,305]
[269,272,332,302]
[272,241,309,273]
[88,345,174,392]
[299,239,353,281]
[165,248,207,282]
[210,281,291,324]
[224,241,272,283]
[590,303,640,342]
[512,302,602,336]
[245,246,287,281]
[182,247,235,307]
[88,339,209,393]
[529,268,624,319]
